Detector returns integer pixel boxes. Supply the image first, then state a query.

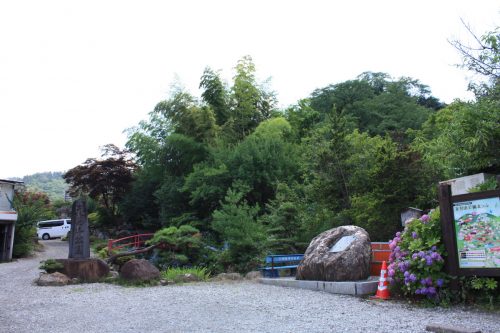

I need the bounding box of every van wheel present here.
[42,233,50,240]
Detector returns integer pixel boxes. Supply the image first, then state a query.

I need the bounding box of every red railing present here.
[107,233,154,253]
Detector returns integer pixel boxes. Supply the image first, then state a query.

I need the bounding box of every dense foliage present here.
[12,190,55,257]
[54,26,499,277]
[64,144,137,226]
[117,57,449,272]
[11,172,68,202]
[388,212,448,300]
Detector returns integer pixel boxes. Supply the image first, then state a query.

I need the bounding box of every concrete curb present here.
[259,276,379,295]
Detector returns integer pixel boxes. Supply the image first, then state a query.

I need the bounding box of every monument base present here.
[56,258,110,282]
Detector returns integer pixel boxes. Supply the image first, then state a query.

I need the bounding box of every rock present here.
[296,225,372,281]
[109,270,120,279]
[159,279,169,286]
[37,272,71,286]
[175,273,200,283]
[245,271,262,280]
[120,259,160,281]
[213,272,243,281]
[57,258,110,282]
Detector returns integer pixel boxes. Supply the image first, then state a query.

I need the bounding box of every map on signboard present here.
[329,235,357,253]
[453,197,500,269]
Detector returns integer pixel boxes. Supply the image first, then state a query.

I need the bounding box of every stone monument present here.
[296,225,372,281]
[54,199,110,282]
[68,199,90,259]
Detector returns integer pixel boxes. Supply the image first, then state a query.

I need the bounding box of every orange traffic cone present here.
[373,260,390,300]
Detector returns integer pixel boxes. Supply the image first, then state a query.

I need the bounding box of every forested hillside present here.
[12,172,67,202]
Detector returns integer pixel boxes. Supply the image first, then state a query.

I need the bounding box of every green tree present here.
[12,191,55,257]
[212,188,267,272]
[200,67,229,125]
[63,144,136,223]
[413,99,500,178]
[226,56,276,141]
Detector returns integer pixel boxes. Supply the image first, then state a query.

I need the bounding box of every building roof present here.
[0,179,24,185]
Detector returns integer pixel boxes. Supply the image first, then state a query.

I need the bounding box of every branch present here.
[106,243,162,264]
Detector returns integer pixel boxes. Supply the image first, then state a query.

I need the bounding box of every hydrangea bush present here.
[388,210,449,300]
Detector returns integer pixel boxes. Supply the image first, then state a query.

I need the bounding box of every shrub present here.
[147,225,203,269]
[13,226,36,258]
[39,259,64,273]
[161,266,210,283]
[465,276,499,309]
[388,210,449,301]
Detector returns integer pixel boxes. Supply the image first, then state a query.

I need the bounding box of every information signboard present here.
[438,185,500,277]
[452,197,500,268]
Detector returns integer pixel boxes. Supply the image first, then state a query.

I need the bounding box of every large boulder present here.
[120,259,160,281]
[296,225,372,281]
[57,258,110,282]
[37,272,71,286]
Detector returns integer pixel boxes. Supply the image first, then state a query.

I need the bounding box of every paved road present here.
[0,240,498,333]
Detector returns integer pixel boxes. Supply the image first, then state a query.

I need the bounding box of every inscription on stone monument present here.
[329,235,357,253]
[68,199,90,259]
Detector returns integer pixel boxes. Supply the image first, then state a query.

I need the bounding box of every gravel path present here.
[0,240,498,333]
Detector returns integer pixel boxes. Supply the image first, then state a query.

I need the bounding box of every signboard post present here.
[438,184,500,277]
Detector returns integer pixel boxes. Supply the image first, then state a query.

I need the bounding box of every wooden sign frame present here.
[438,184,500,277]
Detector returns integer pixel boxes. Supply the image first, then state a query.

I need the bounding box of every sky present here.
[0,0,498,179]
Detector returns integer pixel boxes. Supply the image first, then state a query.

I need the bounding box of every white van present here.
[37,219,71,240]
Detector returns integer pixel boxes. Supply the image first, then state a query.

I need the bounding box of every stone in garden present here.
[245,271,261,280]
[109,270,120,279]
[296,225,372,281]
[68,199,90,259]
[120,259,160,281]
[37,272,71,286]
[175,273,200,283]
[213,272,243,281]
[57,258,110,282]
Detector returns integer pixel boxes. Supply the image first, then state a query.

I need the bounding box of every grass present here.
[104,276,160,287]
[161,267,210,283]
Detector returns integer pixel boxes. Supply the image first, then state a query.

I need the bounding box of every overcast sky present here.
[0,0,498,179]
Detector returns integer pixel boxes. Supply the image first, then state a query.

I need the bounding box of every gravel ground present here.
[0,240,498,333]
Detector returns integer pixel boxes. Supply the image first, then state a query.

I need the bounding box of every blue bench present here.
[261,254,304,278]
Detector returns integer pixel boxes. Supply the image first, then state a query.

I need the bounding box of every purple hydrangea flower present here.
[412,253,418,260]
[426,277,433,285]
[412,232,418,239]
[427,287,436,295]
[426,256,433,266]
[409,274,417,282]
[436,279,444,287]
[420,214,430,223]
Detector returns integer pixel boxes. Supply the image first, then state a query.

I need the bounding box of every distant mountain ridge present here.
[10,171,68,202]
